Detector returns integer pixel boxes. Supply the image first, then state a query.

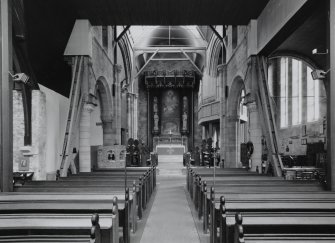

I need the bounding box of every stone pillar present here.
[329,0,335,190]
[101,115,113,146]
[208,123,213,138]
[114,64,122,144]
[79,103,95,172]
[202,126,206,139]
[132,94,138,139]
[127,94,132,140]
[30,91,47,180]
[0,0,13,191]
[247,102,262,172]
[225,115,239,168]
[218,64,227,163]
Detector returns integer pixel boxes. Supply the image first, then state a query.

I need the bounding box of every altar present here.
[156,144,185,156]
[144,70,196,152]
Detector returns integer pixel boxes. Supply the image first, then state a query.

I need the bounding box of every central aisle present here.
[139,175,200,243]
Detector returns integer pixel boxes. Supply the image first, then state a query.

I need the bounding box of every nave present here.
[1,0,335,242]
[2,155,335,243]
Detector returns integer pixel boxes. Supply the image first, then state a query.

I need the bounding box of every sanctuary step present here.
[158,155,183,176]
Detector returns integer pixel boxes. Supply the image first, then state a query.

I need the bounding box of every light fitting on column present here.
[311,69,330,80]
[312,48,328,55]
[9,72,30,84]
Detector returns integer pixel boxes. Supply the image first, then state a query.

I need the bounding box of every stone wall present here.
[138,78,149,146]
[13,90,47,180]
[13,91,25,173]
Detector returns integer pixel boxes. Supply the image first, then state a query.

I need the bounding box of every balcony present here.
[198,100,220,125]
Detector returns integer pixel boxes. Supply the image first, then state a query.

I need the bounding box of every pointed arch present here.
[227,76,245,118]
[94,76,114,146]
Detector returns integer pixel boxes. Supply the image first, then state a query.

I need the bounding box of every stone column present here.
[329,0,335,190]
[134,94,138,139]
[79,103,95,172]
[208,123,213,138]
[0,0,13,191]
[30,91,47,180]
[114,64,122,144]
[218,64,227,162]
[101,115,113,146]
[225,115,239,168]
[247,102,262,172]
[127,93,132,140]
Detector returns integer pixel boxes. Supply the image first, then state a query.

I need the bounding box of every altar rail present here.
[153,135,188,151]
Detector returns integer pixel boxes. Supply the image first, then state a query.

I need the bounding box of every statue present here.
[182,111,188,130]
[181,96,188,133]
[153,96,160,134]
[154,112,159,131]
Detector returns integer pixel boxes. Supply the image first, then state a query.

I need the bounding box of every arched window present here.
[268,57,325,128]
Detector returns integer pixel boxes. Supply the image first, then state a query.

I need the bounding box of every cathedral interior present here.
[0,0,335,242]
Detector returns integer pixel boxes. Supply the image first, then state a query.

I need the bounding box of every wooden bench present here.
[2,167,157,243]
[186,167,335,243]
[228,212,335,243]
[0,193,130,242]
[0,213,117,243]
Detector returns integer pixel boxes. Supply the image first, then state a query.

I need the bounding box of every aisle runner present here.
[140,177,200,243]
[158,155,183,176]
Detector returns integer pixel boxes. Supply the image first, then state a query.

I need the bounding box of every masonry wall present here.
[13,87,60,180]
[138,78,149,146]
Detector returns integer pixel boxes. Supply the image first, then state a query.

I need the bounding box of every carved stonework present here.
[83,103,95,113]
[247,101,258,113]
[217,64,226,74]
[144,70,195,89]
[227,115,240,122]
[97,145,126,168]
[152,96,160,135]
[114,64,122,73]
[101,114,113,123]
[181,96,188,134]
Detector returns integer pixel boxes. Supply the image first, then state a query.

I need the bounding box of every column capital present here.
[87,58,93,67]
[83,103,95,113]
[217,64,227,73]
[227,115,240,122]
[246,101,258,112]
[101,114,113,123]
[127,92,138,99]
[114,64,122,73]
[244,92,256,105]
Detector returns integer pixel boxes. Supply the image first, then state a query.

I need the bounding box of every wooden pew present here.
[186,167,335,243]
[0,212,117,243]
[0,194,129,243]
[230,212,335,243]
[7,167,157,243]
[13,186,141,235]
[17,166,156,218]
